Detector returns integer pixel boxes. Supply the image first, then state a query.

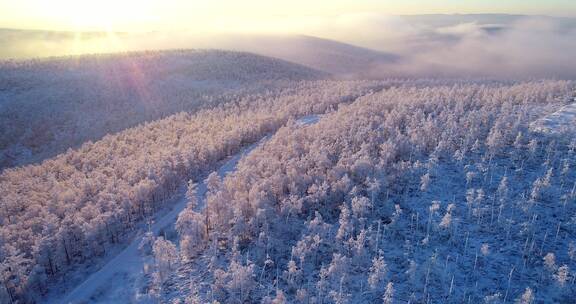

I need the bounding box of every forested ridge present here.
[0,79,384,302]
[0,50,326,170]
[1,77,575,303]
[157,80,576,303]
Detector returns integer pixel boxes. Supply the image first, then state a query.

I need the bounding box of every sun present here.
[39,0,156,31]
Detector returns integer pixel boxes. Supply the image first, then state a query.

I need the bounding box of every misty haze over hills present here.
[401,13,576,28]
[2,14,576,79]
[2,13,576,170]
[203,35,400,79]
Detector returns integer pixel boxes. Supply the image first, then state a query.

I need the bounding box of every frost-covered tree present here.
[528,140,538,157]
[366,177,381,205]
[513,132,524,150]
[569,242,576,261]
[284,259,301,287]
[351,196,372,220]
[0,245,33,302]
[543,253,557,272]
[484,292,502,304]
[466,171,477,187]
[226,260,256,302]
[554,265,570,287]
[262,290,287,304]
[177,211,207,260]
[336,205,353,241]
[368,254,387,292]
[498,176,509,201]
[481,244,490,256]
[382,282,394,304]
[420,173,431,192]
[152,237,179,287]
[185,181,198,210]
[439,204,455,230]
[205,172,222,195]
[327,253,350,285]
[138,232,155,256]
[515,287,534,304]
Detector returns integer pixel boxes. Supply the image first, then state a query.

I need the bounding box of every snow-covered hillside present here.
[52,114,322,304]
[0,49,326,170]
[0,76,574,304]
[151,81,575,304]
[0,79,382,303]
[201,35,400,79]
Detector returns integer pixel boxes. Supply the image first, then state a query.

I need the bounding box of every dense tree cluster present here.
[170,80,575,303]
[0,80,382,302]
[0,49,327,170]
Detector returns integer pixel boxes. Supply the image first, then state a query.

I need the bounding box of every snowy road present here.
[530,102,576,136]
[54,115,321,304]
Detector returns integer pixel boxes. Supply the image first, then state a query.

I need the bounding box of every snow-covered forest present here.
[0,22,575,304]
[149,80,575,304]
[0,50,325,170]
[0,76,388,302]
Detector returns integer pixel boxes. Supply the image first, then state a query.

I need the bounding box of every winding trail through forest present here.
[55,115,322,304]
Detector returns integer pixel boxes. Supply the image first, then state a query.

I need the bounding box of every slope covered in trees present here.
[0,80,385,302]
[0,49,326,170]
[200,35,400,79]
[1,76,574,303]
[53,114,322,304]
[155,80,576,303]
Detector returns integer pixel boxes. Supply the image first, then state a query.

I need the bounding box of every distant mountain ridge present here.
[203,34,401,78]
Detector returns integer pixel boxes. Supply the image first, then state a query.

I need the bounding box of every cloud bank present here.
[2,14,576,79]
[303,14,576,79]
[390,17,576,79]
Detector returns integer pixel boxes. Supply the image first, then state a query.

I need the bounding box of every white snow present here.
[530,102,576,136]
[295,114,322,126]
[53,115,320,304]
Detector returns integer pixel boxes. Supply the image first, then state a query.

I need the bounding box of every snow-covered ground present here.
[530,102,576,136]
[295,114,322,126]
[52,115,320,304]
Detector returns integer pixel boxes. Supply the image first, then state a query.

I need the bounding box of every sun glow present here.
[37,0,157,31]
[2,0,575,33]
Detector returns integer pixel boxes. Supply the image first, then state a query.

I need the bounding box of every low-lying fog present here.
[2,14,576,79]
